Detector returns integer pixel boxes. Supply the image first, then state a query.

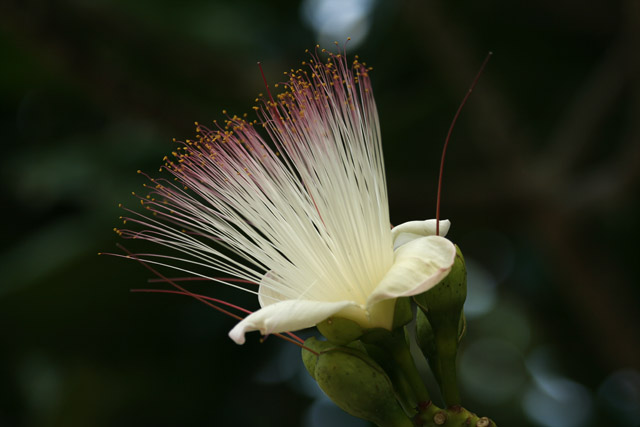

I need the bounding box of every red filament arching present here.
[436,52,493,236]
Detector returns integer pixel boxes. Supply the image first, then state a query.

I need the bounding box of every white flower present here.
[119,49,456,344]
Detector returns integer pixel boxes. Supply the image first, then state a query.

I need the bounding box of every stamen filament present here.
[436,52,492,235]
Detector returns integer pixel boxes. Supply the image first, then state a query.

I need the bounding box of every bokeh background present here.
[1,0,639,426]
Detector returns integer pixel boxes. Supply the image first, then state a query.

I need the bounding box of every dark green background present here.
[1,0,639,426]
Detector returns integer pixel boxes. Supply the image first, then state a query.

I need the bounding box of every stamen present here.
[147,277,259,285]
[112,48,394,346]
[257,62,282,126]
[117,244,310,349]
[131,288,252,314]
[118,243,242,318]
[436,52,493,236]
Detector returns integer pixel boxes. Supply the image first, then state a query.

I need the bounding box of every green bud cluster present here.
[302,336,413,427]
[301,246,497,427]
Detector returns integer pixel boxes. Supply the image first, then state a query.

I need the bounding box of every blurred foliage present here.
[1,0,639,426]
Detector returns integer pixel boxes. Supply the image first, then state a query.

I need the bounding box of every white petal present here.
[258,271,287,308]
[228,299,359,344]
[366,235,456,308]
[391,219,451,249]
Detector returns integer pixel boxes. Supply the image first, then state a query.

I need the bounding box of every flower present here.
[118,47,456,345]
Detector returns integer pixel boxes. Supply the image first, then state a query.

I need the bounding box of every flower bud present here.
[392,297,413,330]
[414,245,466,317]
[301,337,337,380]
[413,245,467,407]
[317,316,364,345]
[308,342,412,427]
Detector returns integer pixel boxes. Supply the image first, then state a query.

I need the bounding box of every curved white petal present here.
[228,299,359,344]
[366,235,456,308]
[391,219,451,249]
[258,271,287,308]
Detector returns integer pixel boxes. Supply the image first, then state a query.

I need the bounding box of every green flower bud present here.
[413,245,467,407]
[316,297,411,347]
[301,337,371,380]
[311,344,413,427]
[301,337,337,380]
[317,316,364,345]
[392,297,413,330]
[414,245,466,317]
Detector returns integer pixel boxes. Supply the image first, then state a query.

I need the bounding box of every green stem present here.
[365,329,431,405]
[389,335,431,404]
[433,328,460,407]
[414,403,498,427]
[392,366,419,416]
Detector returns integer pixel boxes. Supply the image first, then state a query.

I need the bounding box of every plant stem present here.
[390,334,431,404]
[414,403,498,427]
[433,326,460,407]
